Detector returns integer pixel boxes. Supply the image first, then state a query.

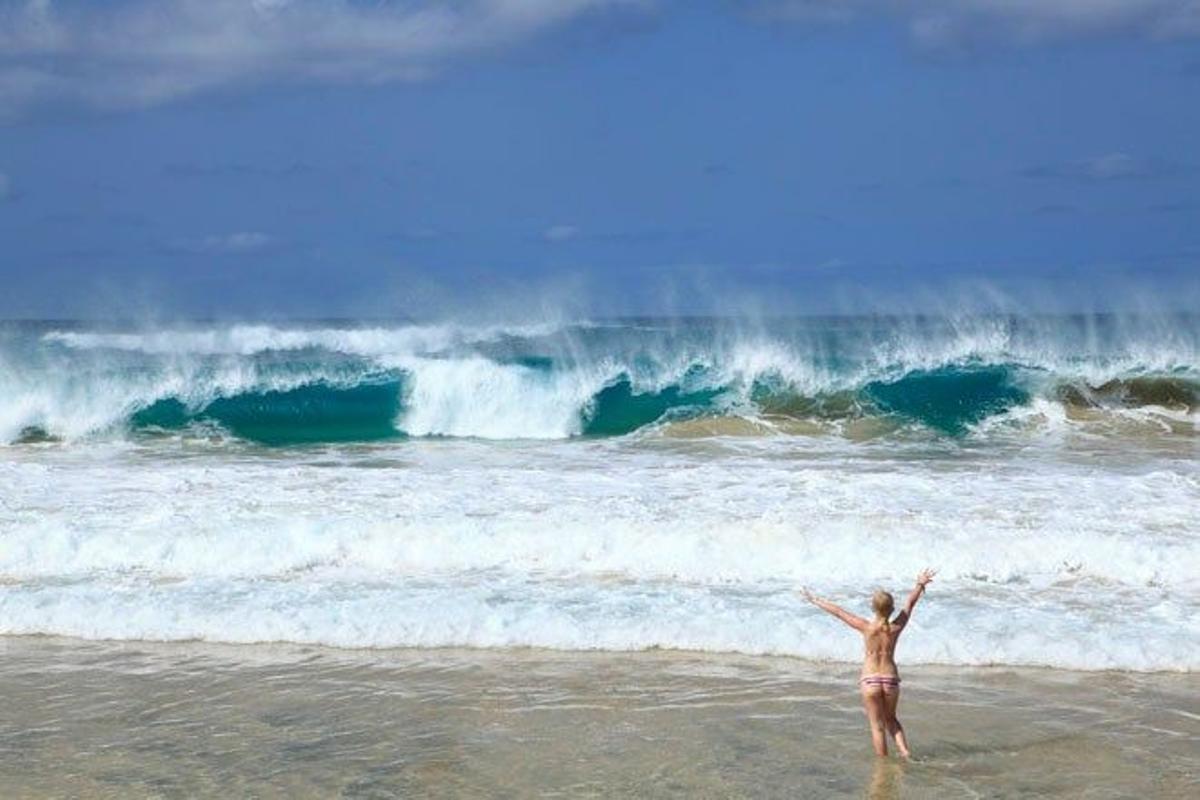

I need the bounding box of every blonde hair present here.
[871,590,895,622]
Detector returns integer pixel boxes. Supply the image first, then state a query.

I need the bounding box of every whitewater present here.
[0,315,1197,671]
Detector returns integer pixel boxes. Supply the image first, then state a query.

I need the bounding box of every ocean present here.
[1,314,1197,672]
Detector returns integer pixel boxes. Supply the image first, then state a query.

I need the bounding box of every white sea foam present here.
[388,356,621,439]
[1,437,1196,670]
[2,577,1194,672]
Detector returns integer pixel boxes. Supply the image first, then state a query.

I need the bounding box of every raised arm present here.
[800,588,869,632]
[892,568,936,629]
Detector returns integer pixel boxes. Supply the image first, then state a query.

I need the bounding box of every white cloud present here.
[744,1,1200,45]
[1078,152,1143,180]
[543,224,580,242]
[185,231,275,254]
[0,0,649,119]
[3,2,1195,119]
[1023,152,1187,181]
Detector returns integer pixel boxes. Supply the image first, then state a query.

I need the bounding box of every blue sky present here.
[1,1,1198,318]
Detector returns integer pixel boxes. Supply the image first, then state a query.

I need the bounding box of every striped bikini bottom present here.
[859,674,901,690]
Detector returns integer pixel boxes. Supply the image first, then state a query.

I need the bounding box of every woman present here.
[801,569,936,758]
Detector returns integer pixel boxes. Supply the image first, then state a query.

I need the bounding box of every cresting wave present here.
[3,317,1197,444]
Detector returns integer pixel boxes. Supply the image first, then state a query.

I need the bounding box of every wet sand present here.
[0,637,1196,799]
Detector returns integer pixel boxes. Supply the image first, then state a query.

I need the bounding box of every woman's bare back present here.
[860,619,902,678]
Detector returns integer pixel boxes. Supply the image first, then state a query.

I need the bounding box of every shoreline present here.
[3,632,1197,676]
[2,635,1196,798]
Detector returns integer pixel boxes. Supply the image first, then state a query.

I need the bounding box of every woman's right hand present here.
[916,568,936,588]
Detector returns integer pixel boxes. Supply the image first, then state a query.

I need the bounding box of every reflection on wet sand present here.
[867,759,903,800]
[0,637,1196,798]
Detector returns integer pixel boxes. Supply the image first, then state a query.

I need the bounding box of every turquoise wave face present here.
[102,365,1191,445]
[131,382,406,445]
[2,315,1197,445]
[583,379,723,437]
[864,366,1031,435]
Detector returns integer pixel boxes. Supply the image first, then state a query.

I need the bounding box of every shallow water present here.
[0,638,1196,799]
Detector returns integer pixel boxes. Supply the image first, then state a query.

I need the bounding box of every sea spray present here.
[2,315,1195,443]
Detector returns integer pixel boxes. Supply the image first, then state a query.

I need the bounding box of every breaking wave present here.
[2,316,1196,444]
